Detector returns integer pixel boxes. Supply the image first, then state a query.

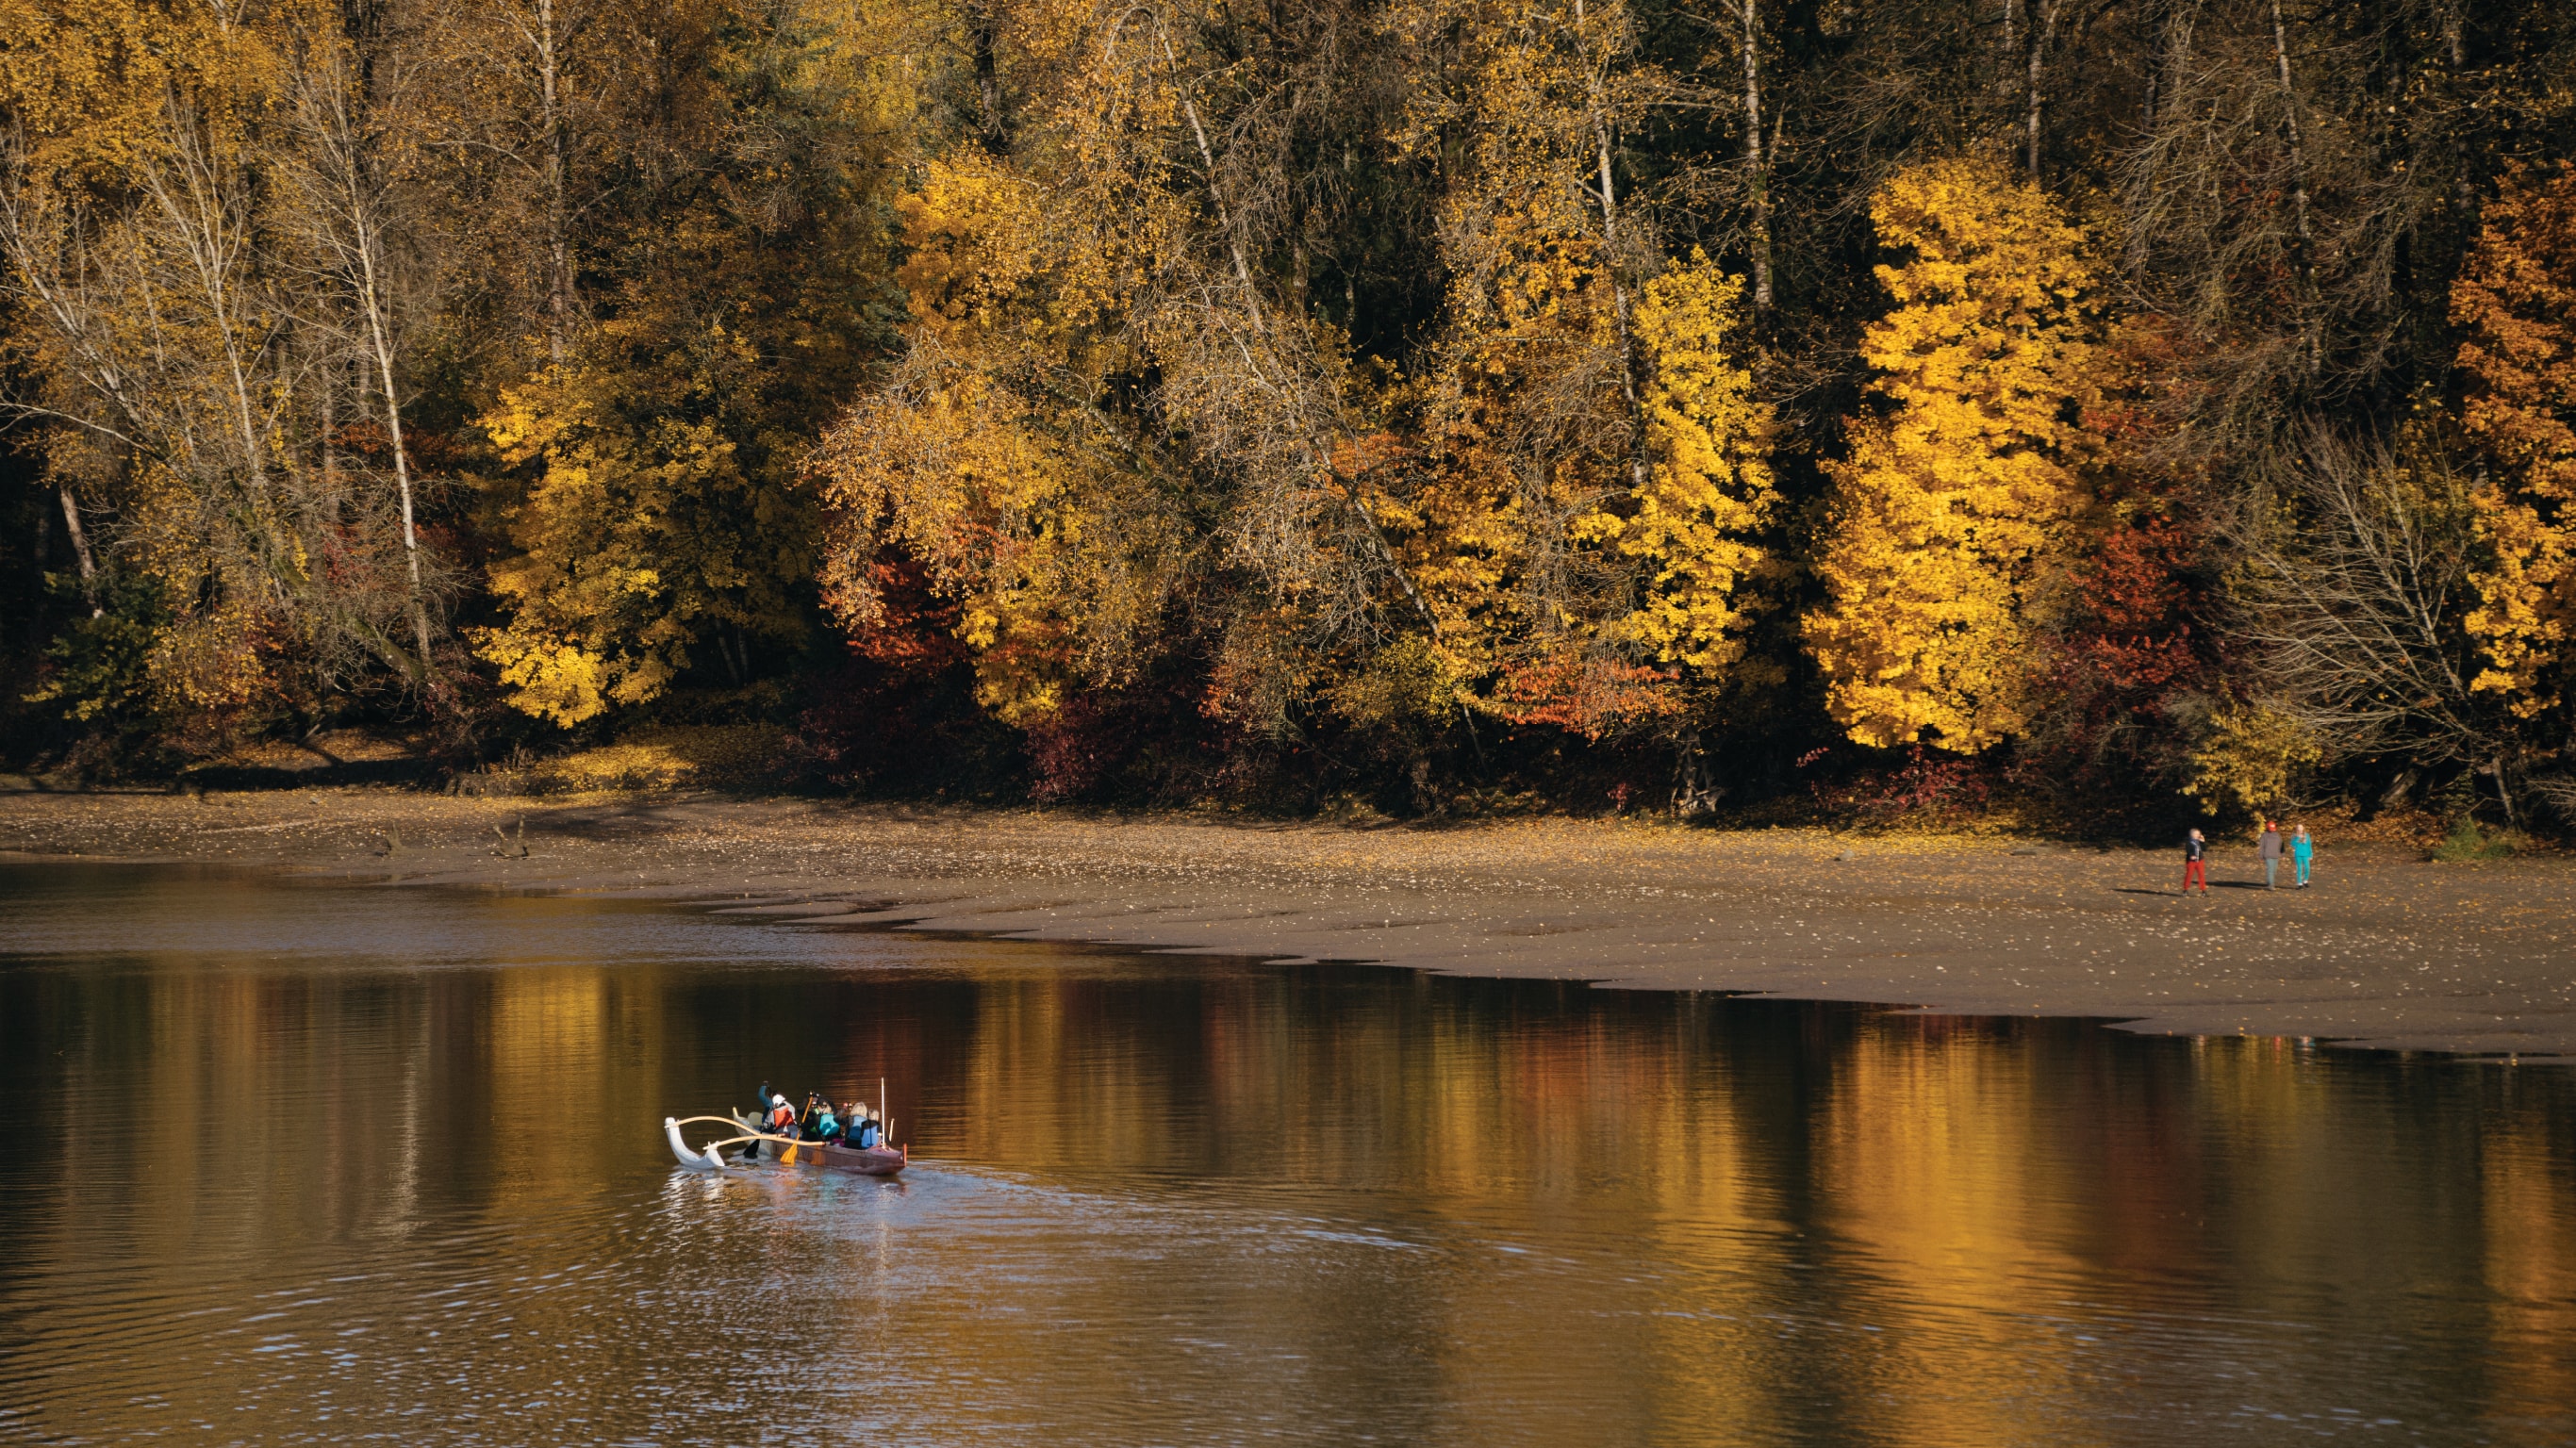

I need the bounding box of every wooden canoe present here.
[727,1111,906,1176]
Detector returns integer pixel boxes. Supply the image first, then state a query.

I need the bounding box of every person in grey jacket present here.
[2257,821,2283,890]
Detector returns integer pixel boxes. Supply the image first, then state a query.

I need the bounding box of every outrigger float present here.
[664,1111,907,1176]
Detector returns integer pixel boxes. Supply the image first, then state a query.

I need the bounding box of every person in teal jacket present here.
[2292,824,2314,887]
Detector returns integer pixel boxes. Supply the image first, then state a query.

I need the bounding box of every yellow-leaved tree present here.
[0,0,466,730]
[815,0,1775,760]
[807,129,1197,726]
[473,321,817,727]
[1583,255,1777,677]
[2453,162,2576,724]
[1396,0,1775,735]
[1804,155,2104,752]
[467,0,910,727]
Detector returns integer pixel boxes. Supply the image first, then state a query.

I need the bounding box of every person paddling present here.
[767,1093,797,1140]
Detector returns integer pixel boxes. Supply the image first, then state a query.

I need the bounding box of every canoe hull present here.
[729,1111,905,1176]
[785,1141,906,1176]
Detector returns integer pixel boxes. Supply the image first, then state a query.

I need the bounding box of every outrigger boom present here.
[665,1114,907,1176]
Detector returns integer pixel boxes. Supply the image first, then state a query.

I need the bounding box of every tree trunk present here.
[2157,1,2198,139]
[538,0,571,365]
[1149,18,1438,641]
[2024,0,2057,180]
[360,252,436,674]
[1740,0,1773,311]
[968,0,1006,154]
[2441,0,2478,225]
[1159,27,1264,335]
[58,485,102,617]
[2002,0,2019,139]
[320,348,339,502]
[2267,0,2319,371]
[1672,730,1723,817]
[141,109,285,583]
[1575,0,1648,492]
[322,55,438,677]
[2368,766,2419,820]
[2267,0,2313,247]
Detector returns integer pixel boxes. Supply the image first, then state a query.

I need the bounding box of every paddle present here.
[786,1091,826,1164]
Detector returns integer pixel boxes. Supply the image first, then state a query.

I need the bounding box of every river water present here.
[0,861,2570,1445]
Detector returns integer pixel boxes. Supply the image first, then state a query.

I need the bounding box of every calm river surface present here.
[1,861,2571,1445]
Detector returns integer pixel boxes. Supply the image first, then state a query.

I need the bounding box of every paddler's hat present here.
[772,1094,787,1107]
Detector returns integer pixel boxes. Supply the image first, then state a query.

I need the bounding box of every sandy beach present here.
[2,785,2568,1059]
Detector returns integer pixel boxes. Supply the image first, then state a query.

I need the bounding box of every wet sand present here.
[3,787,2569,1058]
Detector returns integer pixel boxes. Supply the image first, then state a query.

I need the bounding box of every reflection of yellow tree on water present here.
[476,961,671,1201]
[1814,1019,2093,1444]
[25,927,2576,1441]
[39,965,465,1257]
[918,972,1783,1440]
[2483,1104,2576,1432]
[895,968,2576,1441]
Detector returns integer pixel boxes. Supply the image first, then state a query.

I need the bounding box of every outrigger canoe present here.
[664,1112,906,1176]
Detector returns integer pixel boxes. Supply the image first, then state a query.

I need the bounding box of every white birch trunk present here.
[58,485,102,617]
[1575,0,1648,492]
[1741,0,1773,310]
[2267,0,2319,370]
[539,0,571,364]
[2024,0,2057,179]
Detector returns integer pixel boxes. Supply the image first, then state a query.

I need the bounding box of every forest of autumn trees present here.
[4,0,2574,827]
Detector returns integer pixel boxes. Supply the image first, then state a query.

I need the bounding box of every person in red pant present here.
[2183,828,2209,894]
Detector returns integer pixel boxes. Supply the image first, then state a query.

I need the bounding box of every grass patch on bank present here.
[2429,816,2523,862]
[471,726,813,796]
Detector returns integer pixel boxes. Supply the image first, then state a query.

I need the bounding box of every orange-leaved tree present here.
[2453,161,2576,728]
[1804,154,2105,753]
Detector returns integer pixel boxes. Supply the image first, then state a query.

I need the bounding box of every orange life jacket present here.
[768,1103,794,1132]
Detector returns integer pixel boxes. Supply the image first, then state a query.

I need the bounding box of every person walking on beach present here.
[2184,828,2209,894]
[2292,825,2314,887]
[2258,820,2283,890]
